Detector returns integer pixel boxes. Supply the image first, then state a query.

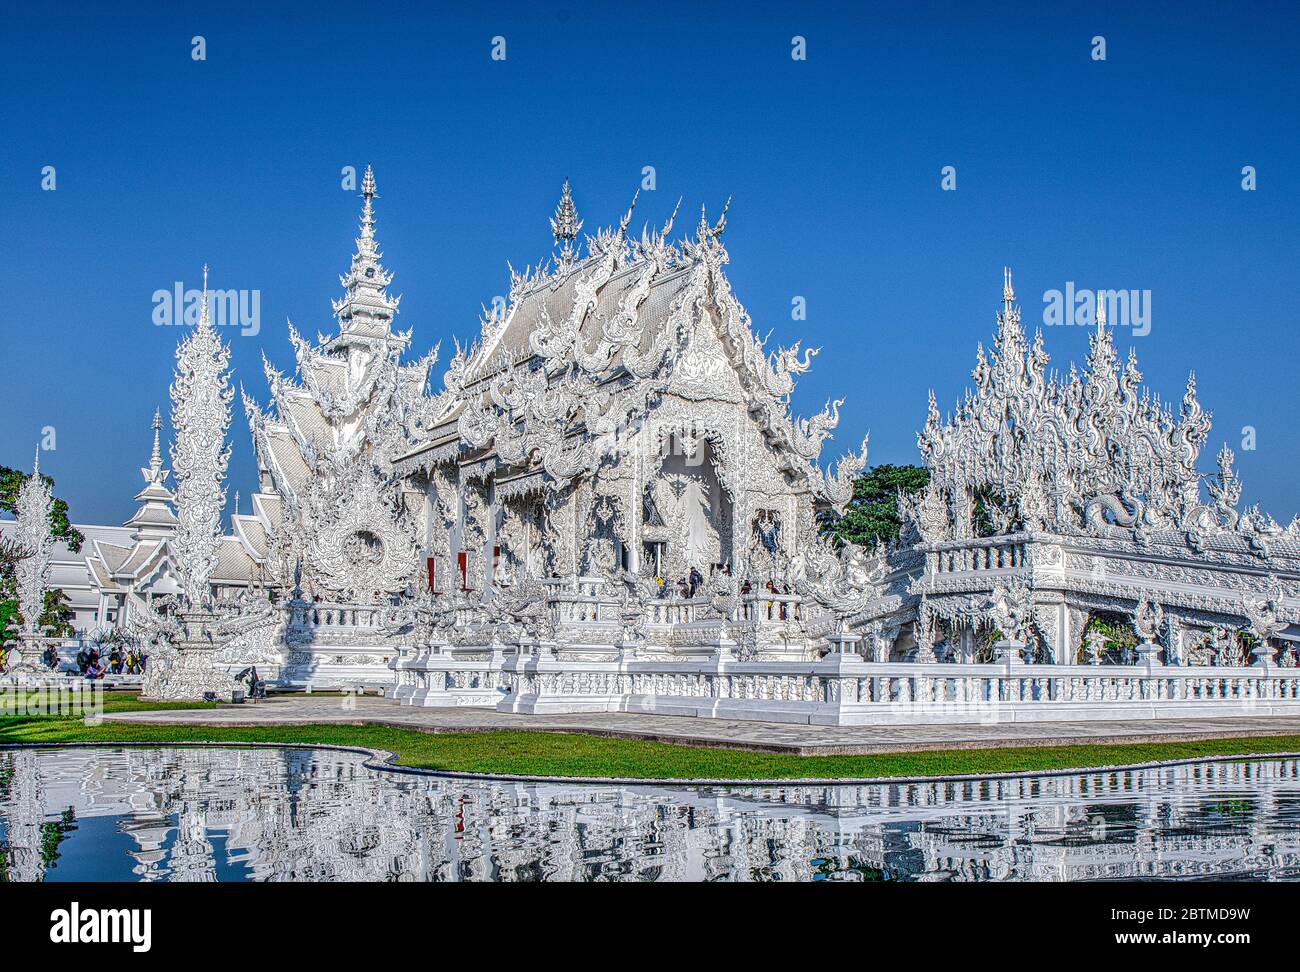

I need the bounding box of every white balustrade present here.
[395,650,1300,724]
[932,537,1027,574]
[303,602,389,629]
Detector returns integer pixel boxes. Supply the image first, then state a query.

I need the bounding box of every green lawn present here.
[0,691,216,716]
[3,698,1300,779]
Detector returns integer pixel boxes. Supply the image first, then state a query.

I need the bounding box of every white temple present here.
[57,168,1300,722]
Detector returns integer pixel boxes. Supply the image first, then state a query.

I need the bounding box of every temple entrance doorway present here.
[644,434,733,585]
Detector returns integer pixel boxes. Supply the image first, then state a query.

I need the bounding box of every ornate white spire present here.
[331,164,401,339]
[361,163,377,240]
[550,178,582,243]
[145,408,165,484]
[550,179,583,269]
[12,447,53,636]
[128,410,178,543]
[170,265,233,606]
[129,409,177,540]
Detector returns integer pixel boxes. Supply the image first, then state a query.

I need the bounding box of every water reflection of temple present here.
[2,747,1300,882]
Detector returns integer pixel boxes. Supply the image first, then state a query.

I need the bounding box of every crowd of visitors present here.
[0,639,147,677]
[72,645,144,678]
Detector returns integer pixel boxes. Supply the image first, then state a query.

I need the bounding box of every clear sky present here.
[2,0,1298,526]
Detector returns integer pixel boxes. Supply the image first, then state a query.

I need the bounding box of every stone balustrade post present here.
[1252,640,1277,669]
[1136,639,1163,669]
[993,639,1023,664]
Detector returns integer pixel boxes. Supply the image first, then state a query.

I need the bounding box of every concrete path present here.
[102,696,1300,756]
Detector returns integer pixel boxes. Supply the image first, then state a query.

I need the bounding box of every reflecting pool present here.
[2,746,1299,881]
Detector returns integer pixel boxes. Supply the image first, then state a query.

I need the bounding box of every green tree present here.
[1079,613,1138,663]
[822,464,930,548]
[0,600,18,644]
[38,589,75,638]
[0,590,73,642]
[40,808,79,870]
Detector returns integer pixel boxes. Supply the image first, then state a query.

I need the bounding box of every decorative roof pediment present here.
[434,183,867,507]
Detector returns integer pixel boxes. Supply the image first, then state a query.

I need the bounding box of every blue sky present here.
[2,0,1298,525]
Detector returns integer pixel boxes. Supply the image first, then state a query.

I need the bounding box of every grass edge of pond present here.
[5,710,1300,780]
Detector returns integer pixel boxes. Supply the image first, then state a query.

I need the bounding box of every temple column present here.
[959,625,976,664]
[484,481,499,591]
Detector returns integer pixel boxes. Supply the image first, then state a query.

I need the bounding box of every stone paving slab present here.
[100,697,1300,756]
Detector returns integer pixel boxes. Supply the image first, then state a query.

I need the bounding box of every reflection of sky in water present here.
[2,747,1300,882]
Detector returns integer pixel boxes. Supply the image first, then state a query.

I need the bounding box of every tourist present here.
[688,567,702,597]
[76,646,90,674]
[43,645,59,670]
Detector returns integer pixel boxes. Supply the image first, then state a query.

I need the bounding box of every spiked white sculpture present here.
[170,266,232,609]
[11,447,53,639]
[4,448,55,682]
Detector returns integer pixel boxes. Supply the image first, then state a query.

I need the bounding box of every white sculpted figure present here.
[1132,597,1165,644]
[1242,577,1287,663]
[797,537,885,632]
[987,578,1033,645]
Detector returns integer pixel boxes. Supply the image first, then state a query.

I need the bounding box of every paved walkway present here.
[102,697,1300,756]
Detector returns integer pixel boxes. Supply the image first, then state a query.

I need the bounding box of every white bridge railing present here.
[392,652,1300,725]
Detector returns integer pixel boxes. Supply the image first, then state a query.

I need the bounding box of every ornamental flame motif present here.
[170,268,233,607]
[11,448,53,636]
